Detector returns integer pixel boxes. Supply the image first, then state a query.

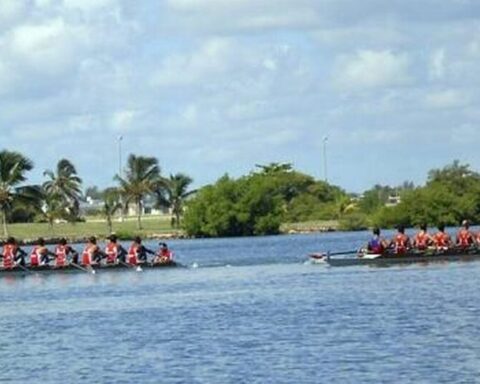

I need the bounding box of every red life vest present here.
[55,245,68,267]
[394,233,409,254]
[30,246,41,267]
[128,244,139,265]
[433,232,449,248]
[105,243,118,264]
[82,245,95,265]
[457,229,472,247]
[158,248,173,261]
[414,232,429,250]
[3,244,15,269]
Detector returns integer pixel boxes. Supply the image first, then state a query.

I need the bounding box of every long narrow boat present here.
[311,248,480,267]
[0,260,179,277]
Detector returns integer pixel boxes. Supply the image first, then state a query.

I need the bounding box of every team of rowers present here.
[366,220,477,255]
[0,235,174,269]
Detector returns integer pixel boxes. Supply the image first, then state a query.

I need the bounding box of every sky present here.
[1,0,480,193]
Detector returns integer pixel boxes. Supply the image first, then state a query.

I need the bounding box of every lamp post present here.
[323,136,328,183]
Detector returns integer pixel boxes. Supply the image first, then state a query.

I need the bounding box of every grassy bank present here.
[1,215,184,243]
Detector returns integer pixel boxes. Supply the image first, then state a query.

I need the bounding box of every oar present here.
[70,262,96,274]
[309,249,360,258]
[119,260,143,272]
[16,263,34,274]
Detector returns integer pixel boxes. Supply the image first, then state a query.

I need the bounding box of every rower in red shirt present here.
[1,237,27,269]
[456,220,474,249]
[30,238,56,267]
[104,234,127,264]
[392,225,411,255]
[81,236,104,266]
[127,236,154,265]
[432,223,451,251]
[413,223,433,251]
[54,238,78,267]
[153,242,174,264]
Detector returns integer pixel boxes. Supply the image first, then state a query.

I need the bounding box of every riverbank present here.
[0,218,341,245]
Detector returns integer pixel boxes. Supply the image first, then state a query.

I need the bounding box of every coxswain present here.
[55,238,78,267]
[413,223,433,251]
[432,224,451,250]
[365,228,388,254]
[30,238,55,267]
[104,234,127,264]
[392,225,411,255]
[456,220,474,249]
[81,236,104,265]
[153,242,174,264]
[127,236,154,265]
[0,237,27,268]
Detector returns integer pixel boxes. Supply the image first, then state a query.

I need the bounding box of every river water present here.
[1,231,480,383]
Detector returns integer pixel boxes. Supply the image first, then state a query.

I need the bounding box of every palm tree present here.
[102,187,122,233]
[115,154,161,229]
[42,191,65,233]
[0,150,42,236]
[43,159,83,221]
[157,173,196,228]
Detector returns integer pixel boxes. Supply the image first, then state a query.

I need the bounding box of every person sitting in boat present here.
[104,234,127,264]
[81,236,105,266]
[127,236,155,265]
[456,220,474,249]
[0,237,27,269]
[392,225,411,255]
[412,223,433,251]
[153,242,174,264]
[30,238,56,267]
[55,238,78,267]
[366,228,388,254]
[432,223,451,251]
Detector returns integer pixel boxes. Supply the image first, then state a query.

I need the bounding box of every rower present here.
[104,234,127,264]
[366,228,388,254]
[81,236,104,265]
[30,238,55,267]
[392,225,411,255]
[1,237,27,268]
[432,223,451,251]
[456,220,474,249]
[153,242,174,264]
[55,238,78,267]
[127,236,154,265]
[413,223,433,251]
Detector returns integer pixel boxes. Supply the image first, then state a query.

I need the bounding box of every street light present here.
[323,136,328,183]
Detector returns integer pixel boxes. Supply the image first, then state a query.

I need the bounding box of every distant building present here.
[385,195,401,207]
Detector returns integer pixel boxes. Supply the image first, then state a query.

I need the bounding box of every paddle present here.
[16,263,34,274]
[70,262,96,274]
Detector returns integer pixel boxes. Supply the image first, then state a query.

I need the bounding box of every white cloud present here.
[424,89,470,109]
[430,49,446,79]
[63,0,116,11]
[334,50,411,90]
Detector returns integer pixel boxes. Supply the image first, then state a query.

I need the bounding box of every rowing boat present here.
[0,260,179,277]
[311,248,480,267]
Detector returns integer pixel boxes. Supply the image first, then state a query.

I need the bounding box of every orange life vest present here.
[414,231,429,250]
[128,244,139,265]
[2,244,15,269]
[55,245,68,267]
[82,244,96,265]
[433,232,449,248]
[30,246,41,267]
[105,243,118,264]
[457,229,472,248]
[394,233,409,254]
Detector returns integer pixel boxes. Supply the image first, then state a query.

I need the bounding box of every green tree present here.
[156,173,196,228]
[115,154,161,229]
[0,150,41,236]
[102,187,122,234]
[43,159,83,222]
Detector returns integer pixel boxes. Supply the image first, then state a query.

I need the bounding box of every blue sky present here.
[1,0,480,193]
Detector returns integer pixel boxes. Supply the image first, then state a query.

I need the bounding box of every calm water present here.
[1,231,480,383]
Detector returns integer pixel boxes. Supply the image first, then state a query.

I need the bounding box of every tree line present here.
[1,148,477,238]
[0,150,194,236]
